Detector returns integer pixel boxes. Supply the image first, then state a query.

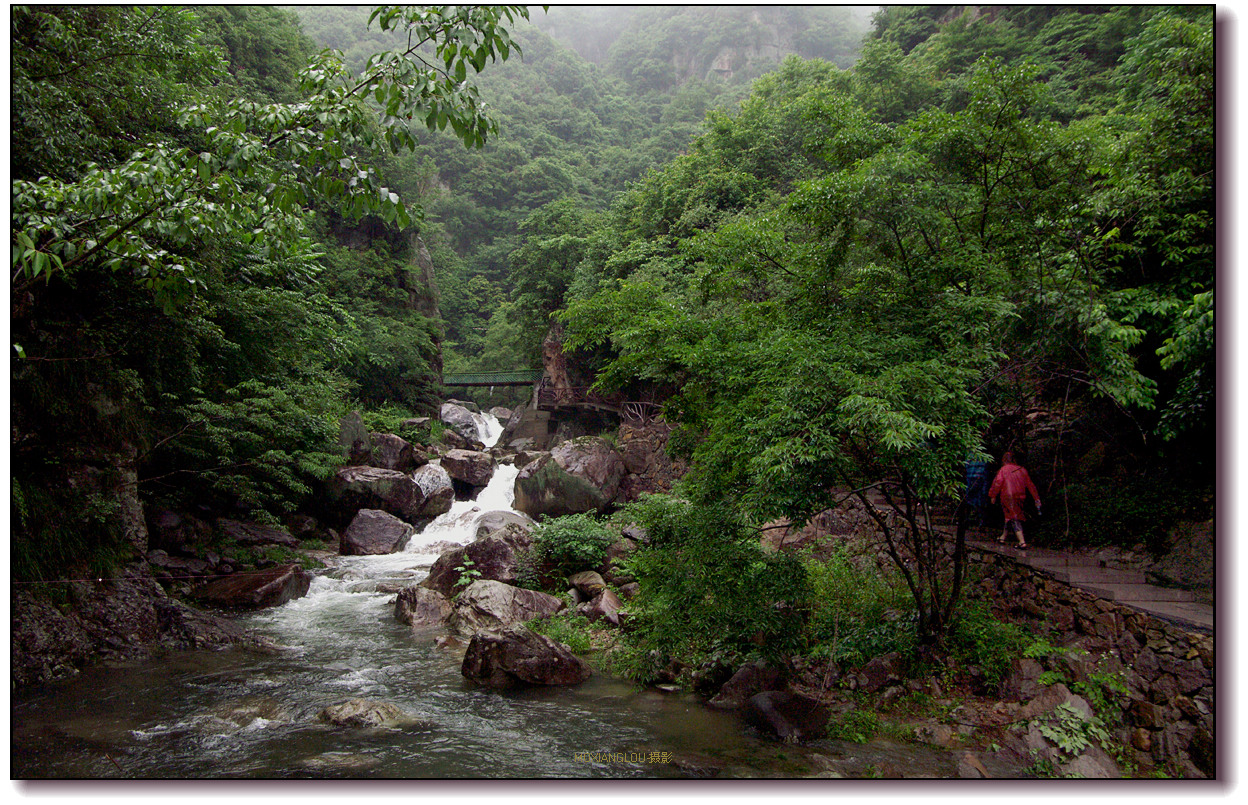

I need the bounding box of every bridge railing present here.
[537,379,664,423]
[443,370,543,387]
[536,383,623,411]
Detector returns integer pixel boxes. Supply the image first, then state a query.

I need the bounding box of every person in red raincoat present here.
[988,452,1041,550]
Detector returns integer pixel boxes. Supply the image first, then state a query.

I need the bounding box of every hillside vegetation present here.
[11,4,1212,667]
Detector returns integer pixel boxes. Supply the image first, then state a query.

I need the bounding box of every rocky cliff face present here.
[409,236,443,329]
[11,564,268,688]
[655,6,867,85]
[695,8,798,83]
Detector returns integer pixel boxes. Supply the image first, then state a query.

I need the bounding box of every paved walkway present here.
[966,535,1214,634]
[862,491,1213,635]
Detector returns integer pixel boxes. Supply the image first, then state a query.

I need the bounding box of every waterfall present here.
[472,408,504,448]
[295,413,517,587]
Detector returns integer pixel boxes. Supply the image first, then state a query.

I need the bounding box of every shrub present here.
[827,708,882,743]
[610,495,811,682]
[801,544,919,667]
[527,612,596,654]
[12,473,132,584]
[804,545,910,649]
[944,602,1030,687]
[823,612,920,668]
[529,512,618,576]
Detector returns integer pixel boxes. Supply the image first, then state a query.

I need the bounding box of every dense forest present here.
[11,5,1214,773]
[11,4,877,582]
[291,5,874,386]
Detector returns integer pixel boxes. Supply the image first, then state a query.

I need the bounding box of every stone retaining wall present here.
[964,545,1215,777]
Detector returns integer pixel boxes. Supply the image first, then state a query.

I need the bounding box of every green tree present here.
[11,5,529,581]
[509,198,601,332]
[13,5,531,310]
[561,48,1204,645]
[10,6,220,182]
[195,6,317,103]
[1100,8,1215,444]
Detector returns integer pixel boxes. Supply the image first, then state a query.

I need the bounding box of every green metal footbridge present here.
[442,369,543,387]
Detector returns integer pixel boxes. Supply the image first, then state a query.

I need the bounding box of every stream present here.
[11,412,960,779]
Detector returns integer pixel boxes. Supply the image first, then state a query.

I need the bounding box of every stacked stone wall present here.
[964,546,1215,777]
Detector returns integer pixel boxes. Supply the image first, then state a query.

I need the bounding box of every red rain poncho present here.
[989,462,1040,522]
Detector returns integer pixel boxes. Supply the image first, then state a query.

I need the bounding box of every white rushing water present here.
[473,407,504,448]
[259,412,517,625]
[13,410,797,778]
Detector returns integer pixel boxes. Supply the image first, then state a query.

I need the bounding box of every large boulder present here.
[12,567,263,688]
[447,398,481,414]
[461,625,592,688]
[217,519,299,549]
[500,408,554,452]
[567,570,607,598]
[615,420,687,503]
[441,448,495,489]
[340,509,415,556]
[744,691,830,742]
[576,589,623,626]
[1007,682,1123,776]
[394,586,452,629]
[709,660,787,710]
[412,463,455,519]
[848,651,906,693]
[190,564,312,610]
[474,510,536,540]
[422,523,536,597]
[438,428,477,451]
[327,465,433,526]
[441,402,484,444]
[445,580,564,636]
[369,432,422,472]
[512,438,626,517]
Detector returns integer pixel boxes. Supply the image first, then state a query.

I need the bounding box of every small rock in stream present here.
[317,697,434,729]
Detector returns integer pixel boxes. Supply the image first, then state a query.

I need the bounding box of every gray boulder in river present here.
[422,519,535,597]
[445,579,564,636]
[512,437,626,517]
[339,509,415,556]
[412,463,456,518]
[440,401,484,444]
[440,448,495,489]
[368,432,423,472]
[394,586,453,629]
[461,624,591,688]
[328,465,437,526]
[474,510,535,539]
[318,698,431,728]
